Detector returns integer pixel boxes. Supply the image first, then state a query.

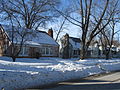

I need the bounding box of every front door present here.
[29,47,36,57]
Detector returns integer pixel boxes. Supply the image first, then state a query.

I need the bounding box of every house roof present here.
[69,37,81,49]
[69,37,81,43]
[1,25,59,46]
[30,30,59,46]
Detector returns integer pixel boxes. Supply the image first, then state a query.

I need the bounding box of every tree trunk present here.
[80,49,86,59]
[80,43,87,59]
[12,57,16,62]
[105,48,111,60]
[105,52,109,60]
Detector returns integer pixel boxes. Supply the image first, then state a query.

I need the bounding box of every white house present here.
[60,34,81,58]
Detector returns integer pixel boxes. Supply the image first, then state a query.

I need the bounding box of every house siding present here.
[5,44,59,58]
[32,44,59,57]
[1,44,59,58]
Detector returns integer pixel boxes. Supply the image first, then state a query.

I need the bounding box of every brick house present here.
[0,25,59,58]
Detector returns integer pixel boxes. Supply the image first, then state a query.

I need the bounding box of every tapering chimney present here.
[48,28,53,38]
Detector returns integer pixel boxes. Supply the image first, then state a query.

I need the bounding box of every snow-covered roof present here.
[30,30,59,46]
[69,37,81,49]
[1,25,59,46]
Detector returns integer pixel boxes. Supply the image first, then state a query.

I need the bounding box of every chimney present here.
[48,28,53,38]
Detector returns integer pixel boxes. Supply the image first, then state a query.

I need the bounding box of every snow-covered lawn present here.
[0,57,120,90]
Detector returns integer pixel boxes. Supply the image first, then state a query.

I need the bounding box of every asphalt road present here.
[37,71,120,90]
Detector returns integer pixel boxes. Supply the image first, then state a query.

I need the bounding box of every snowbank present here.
[0,57,120,90]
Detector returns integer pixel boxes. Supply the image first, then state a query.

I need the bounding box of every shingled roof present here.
[69,37,81,49]
[0,25,59,46]
[69,37,81,43]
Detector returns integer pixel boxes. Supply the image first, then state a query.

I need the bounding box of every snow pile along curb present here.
[0,57,120,90]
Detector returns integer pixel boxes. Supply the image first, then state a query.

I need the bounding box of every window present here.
[74,50,77,55]
[19,46,29,56]
[19,47,23,55]
[50,48,53,55]
[46,48,49,55]
[23,47,29,55]
[40,47,53,55]
[73,50,79,55]
[41,48,45,54]
[78,50,80,55]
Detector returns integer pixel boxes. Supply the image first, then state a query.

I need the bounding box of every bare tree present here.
[1,26,34,62]
[54,0,119,59]
[99,21,120,59]
[9,26,33,62]
[55,18,66,42]
[0,0,60,30]
[1,12,35,62]
[97,0,120,59]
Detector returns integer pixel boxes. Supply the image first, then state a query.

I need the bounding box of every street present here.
[37,71,120,90]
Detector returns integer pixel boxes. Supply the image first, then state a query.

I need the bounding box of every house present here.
[0,25,59,58]
[60,34,81,58]
[60,34,120,59]
[68,37,81,58]
[89,41,120,58]
[89,41,103,58]
[60,34,110,58]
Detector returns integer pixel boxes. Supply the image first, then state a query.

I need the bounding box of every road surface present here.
[36,71,120,90]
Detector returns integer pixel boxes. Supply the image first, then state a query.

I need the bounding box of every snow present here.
[31,30,58,46]
[1,25,58,46]
[25,41,41,46]
[0,57,120,90]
